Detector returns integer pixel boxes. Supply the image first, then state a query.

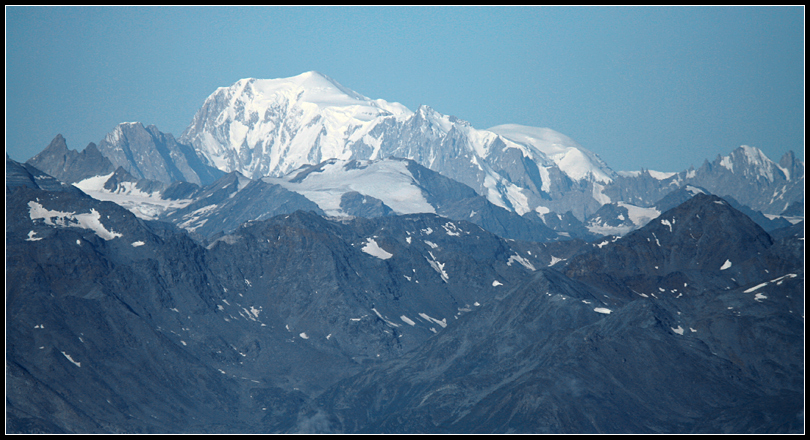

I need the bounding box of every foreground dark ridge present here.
[6,156,804,433]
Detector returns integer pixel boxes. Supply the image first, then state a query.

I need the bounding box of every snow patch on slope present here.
[425,251,449,282]
[507,254,536,271]
[73,174,193,220]
[362,238,393,260]
[28,201,122,240]
[266,159,434,216]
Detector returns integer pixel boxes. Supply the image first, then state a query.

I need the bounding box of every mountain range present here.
[24,71,803,243]
[6,72,805,433]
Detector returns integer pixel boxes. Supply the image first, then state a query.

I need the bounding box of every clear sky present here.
[6,6,805,172]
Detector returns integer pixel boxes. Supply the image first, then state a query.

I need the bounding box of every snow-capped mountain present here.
[597,146,804,225]
[179,72,621,219]
[155,157,563,242]
[487,124,616,184]
[267,157,565,242]
[22,131,572,241]
[180,71,413,177]
[21,73,803,242]
[268,158,436,217]
[677,146,804,215]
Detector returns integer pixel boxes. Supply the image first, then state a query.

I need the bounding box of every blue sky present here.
[6,6,804,172]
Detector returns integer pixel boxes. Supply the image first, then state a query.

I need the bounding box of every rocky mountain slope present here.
[298,194,804,433]
[95,122,224,186]
[26,135,115,184]
[6,156,803,433]
[8,156,589,433]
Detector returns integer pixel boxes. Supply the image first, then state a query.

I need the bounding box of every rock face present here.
[6,154,93,199]
[6,187,245,433]
[584,183,794,239]
[96,122,223,185]
[27,125,224,188]
[781,201,803,216]
[305,273,803,433]
[202,211,557,369]
[681,147,805,215]
[603,147,805,217]
[26,135,115,184]
[339,191,394,218]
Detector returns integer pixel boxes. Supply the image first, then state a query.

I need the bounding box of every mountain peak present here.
[26,135,115,184]
[582,193,772,274]
[103,121,147,145]
[290,70,337,85]
[224,71,382,112]
[779,150,797,166]
[42,134,69,156]
[116,121,146,132]
[718,145,785,182]
[565,193,776,299]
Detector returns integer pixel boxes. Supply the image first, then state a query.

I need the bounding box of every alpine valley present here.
[6,72,804,433]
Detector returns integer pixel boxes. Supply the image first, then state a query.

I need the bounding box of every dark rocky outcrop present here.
[26,135,115,184]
